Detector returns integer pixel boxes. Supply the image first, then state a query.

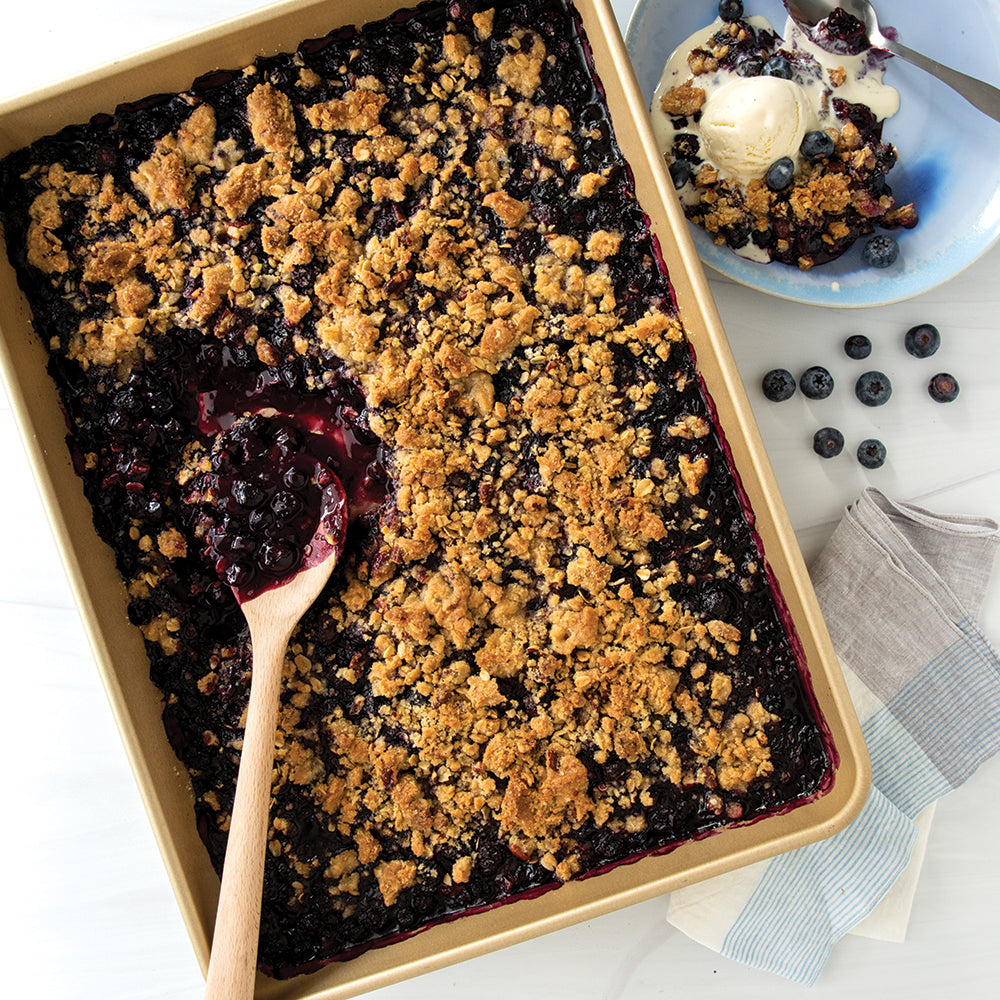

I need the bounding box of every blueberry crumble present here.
[650,5,918,269]
[0,0,829,977]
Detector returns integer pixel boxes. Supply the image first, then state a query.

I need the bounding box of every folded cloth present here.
[665,488,1000,985]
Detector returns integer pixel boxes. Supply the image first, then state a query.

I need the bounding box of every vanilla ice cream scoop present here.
[699,76,816,183]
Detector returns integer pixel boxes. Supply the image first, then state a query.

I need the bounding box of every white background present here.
[1,2,998,998]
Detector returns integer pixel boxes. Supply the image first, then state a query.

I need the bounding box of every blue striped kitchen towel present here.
[665,488,1000,985]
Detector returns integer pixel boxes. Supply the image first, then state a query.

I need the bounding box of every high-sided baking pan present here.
[0,2,870,997]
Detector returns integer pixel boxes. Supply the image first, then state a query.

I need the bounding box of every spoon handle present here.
[881,37,1000,123]
[203,624,290,1000]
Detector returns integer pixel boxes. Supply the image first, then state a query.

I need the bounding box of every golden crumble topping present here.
[660,83,707,116]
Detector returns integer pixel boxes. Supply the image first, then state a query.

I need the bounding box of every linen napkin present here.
[665,487,1000,985]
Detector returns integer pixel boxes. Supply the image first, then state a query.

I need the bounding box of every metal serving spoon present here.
[784,0,1000,123]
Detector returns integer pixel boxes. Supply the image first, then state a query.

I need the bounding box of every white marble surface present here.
[2,2,998,998]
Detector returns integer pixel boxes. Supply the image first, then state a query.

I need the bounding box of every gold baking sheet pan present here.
[0,1,870,997]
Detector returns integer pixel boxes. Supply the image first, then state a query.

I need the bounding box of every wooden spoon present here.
[203,546,340,1000]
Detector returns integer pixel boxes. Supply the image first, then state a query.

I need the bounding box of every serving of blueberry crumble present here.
[651,4,918,269]
[0,0,830,977]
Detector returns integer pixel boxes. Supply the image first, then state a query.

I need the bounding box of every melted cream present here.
[782,15,899,121]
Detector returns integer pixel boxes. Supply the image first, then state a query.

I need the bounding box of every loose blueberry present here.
[762,55,793,79]
[766,156,795,192]
[718,0,744,21]
[928,372,960,402]
[801,129,835,161]
[904,323,940,358]
[813,427,844,458]
[857,439,887,469]
[863,234,899,268]
[844,334,872,360]
[855,370,892,406]
[669,159,693,189]
[800,365,834,400]
[762,368,796,402]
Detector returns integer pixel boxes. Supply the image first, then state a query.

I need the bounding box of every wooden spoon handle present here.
[203,624,290,1000]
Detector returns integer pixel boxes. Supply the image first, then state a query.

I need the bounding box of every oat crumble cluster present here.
[0,0,827,974]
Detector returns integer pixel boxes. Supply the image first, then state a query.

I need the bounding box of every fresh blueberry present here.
[855,370,892,406]
[762,368,796,401]
[762,55,793,79]
[857,439,887,469]
[928,372,960,402]
[766,156,795,192]
[862,234,899,268]
[844,334,872,360]
[718,0,744,21]
[669,159,693,189]
[801,129,835,161]
[800,365,834,400]
[813,427,844,458]
[904,323,940,358]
